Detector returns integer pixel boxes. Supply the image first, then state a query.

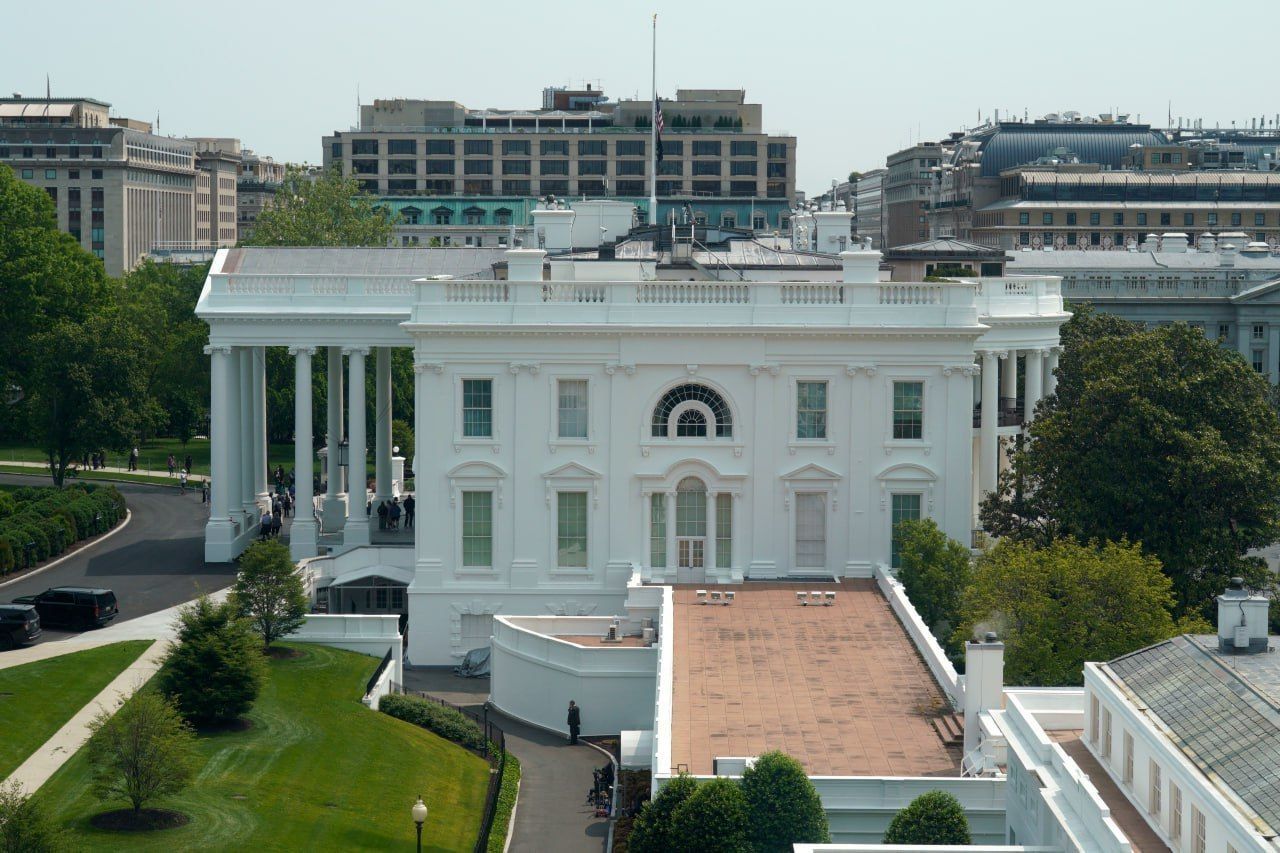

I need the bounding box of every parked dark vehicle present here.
[0,604,42,649]
[11,587,117,630]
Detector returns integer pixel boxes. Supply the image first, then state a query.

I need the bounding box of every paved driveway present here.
[1,474,238,646]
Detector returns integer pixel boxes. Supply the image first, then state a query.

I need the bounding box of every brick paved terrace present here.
[669,580,961,777]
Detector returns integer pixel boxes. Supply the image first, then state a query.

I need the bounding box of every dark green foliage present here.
[629,772,697,853]
[86,691,196,815]
[243,166,396,248]
[0,780,67,852]
[231,540,308,649]
[895,519,971,649]
[883,789,971,845]
[669,777,750,853]
[740,752,830,851]
[392,418,414,466]
[0,540,12,576]
[0,485,126,569]
[157,596,266,725]
[378,694,486,750]
[486,753,521,853]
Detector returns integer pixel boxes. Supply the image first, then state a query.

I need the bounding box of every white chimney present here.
[1160,232,1189,253]
[1217,577,1270,654]
[1199,233,1216,253]
[963,632,1005,758]
[813,209,855,254]
[840,249,881,284]
[530,206,576,252]
[1220,243,1238,267]
[504,248,546,282]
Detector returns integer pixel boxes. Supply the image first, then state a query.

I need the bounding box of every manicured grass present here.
[0,464,196,489]
[0,439,295,479]
[0,641,154,778]
[36,643,489,852]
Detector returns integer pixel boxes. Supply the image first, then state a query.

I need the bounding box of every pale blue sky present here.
[4,0,1273,194]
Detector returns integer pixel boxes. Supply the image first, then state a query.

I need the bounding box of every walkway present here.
[0,459,207,483]
[403,669,609,853]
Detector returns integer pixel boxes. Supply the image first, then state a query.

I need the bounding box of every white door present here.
[676,537,706,584]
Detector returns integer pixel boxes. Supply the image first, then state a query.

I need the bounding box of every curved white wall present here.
[489,615,657,736]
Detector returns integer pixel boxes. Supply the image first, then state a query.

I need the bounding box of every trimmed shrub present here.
[629,773,698,853]
[379,694,485,750]
[883,789,971,845]
[486,752,521,853]
[0,539,13,576]
[157,596,267,725]
[0,492,15,520]
[670,777,750,853]
[0,779,67,852]
[740,751,830,851]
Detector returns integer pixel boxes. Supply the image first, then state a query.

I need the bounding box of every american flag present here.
[655,97,664,162]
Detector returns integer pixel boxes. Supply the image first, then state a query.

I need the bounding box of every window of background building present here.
[540,180,569,196]
[502,160,530,175]
[767,142,787,159]
[501,180,529,195]
[692,141,721,157]
[541,160,569,175]
[766,162,787,178]
[615,180,645,196]
[463,179,492,195]
[617,161,644,176]
[1184,213,1195,227]
[692,180,720,196]
[388,139,416,155]
[578,140,606,156]
[1044,232,1054,246]
[890,493,922,568]
[426,139,454,155]
[766,181,785,198]
[388,160,417,175]
[461,491,493,567]
[1207,212,1219,226]
[1160,212,1171,226]
[557,492,588,568]
[1019,212,1030,225]
[1042,212,1053,225]
[616,140,645,156]
[657,180,683,195]
[658,160,683,176]
[462,379,493,438]
[1019,232,1030,245]
[1089,211,1101,226]
[1090,232,1101,245]
[730,140,757,157]
[729,181,755,197]
[1066,212,1077,225]
[1113,212,1124,226]
[730,161,757,176]
[664,140,684,157]
[540,140,568,156]
[502,139,530,156]
[893,381,923,439]
[419,159,451,175]
[352,139,378,155]
[1066,233,1077,245]
[425,179,453,194]
[463,160,493,175]
[692,161,721,176]
[1137,212,1147,226]
[578,160,606,176]
[1231,212,1242,226]
[796,381,827,439]
[557,379,589,439]
[464,140,492,156]
[795,493,826,568]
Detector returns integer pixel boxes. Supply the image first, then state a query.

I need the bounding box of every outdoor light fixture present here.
[337,439,349,467]
[412,795,428,853]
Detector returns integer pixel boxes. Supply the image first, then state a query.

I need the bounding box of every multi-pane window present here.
[1089,211,1101,226]
[1170,785,1182,841]
[502,139,530,156]
[1148,760,1162,815]
[388,139,416,155]
[616,140,645,156]
[890,493,921,568]
[1231,212,1242,227]
[540,160,569,175]
[557,379,588,439]
[795,493,826,568]
[557,492,588,568]
[1122,732,1134,784]
[464,139,492,155]
[541,140,568,156]
[649,494,667,568]
[1101,708,1113,758]
[425,139,454,155]
[1042,212,1053,225]
[1066,212,1077,225]
[617,161,645,175]
[1089,695,1100,743]
[502,160,531,175]
[462,379,493,438]
[715,493,731,569]
[1256,213,1266,226]
[1137,212,1147,226]
[425,160,454,174]
[892,381,923,440]
[578,140,607,156]
[692,161,721,176]
[1019,212,1030,225]
[730,161,757,176]
[730,140,757,156]
[767,143,787,159]
[463,160,493,174]
[1219,323,1231,340]
[1253,323,1265,340]
[796,381,827,440]
[651,384,732,438]
[676,480,707,538]
[692,141,721,156]
[578,160,607,175]
[461,491,493,567]
[1191,807,1205,853]
[1113,212,1124,226]
[352,139,378,155]
[664,140,684,156]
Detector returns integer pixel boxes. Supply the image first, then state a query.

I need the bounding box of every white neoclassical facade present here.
[196,210,1067,665]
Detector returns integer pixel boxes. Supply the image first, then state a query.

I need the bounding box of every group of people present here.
[166,453,193,476]
[259,491,294,540]
[374,495,415,530]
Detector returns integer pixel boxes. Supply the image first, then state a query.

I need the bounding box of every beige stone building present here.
[189,137,242,247]
[236,148,285,242]
[0,96,196,276]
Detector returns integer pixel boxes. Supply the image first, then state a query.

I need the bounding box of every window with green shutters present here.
[462,379,493,438]
[715,493,732,569]
[796,381,828,439]
[650,494,667,568]
[890,493,922,568]
[557,492,588,568]
[892,381,923,440]
[462,491,493,567]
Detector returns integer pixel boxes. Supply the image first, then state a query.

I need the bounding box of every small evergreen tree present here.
[670,778,750,853]
[629,773,697,853]
[158,595,266,725]
[233,540,309,650]
[740,752,829,851]
[895,519,972,646]
[86,691,196,817]
[0,780,67,852]
[883,790,970,845]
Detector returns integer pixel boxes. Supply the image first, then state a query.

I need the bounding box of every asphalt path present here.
[1,473,238,646]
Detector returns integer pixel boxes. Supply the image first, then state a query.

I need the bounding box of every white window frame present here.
[542,462,602,576]
[1149,759,1162,815]
[793,491,828,571]
[1191,805,1205,853]
[448,461,506,575]
[782,463,841,575]
[1122,731,1134,785]
[454,373,501,449]
[1089,694,1100,743]
[885,375,928,447]
[889,491,924,569]
[549,374,594,450]
[1170,784,1182,842]
[640,380,744,456]
[459,490,495,572]
[790,376,835,453]
[1101,707,1113,759]
[554,490,590,572]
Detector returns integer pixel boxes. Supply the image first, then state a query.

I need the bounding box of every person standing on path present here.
[179,468,188,494]
[184,454,192,476]
[567,700,581,745]
[404,494,415,529]
[167,454,176,475]
[129,447,139,471]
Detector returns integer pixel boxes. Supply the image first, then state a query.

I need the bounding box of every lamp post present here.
[412,795,428,853]
[482,700,491,743]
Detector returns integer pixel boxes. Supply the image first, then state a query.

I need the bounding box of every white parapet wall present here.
[287,613,404,688]
[489,614,658,737]
[795,846,1058,853]
[874,563,964,709]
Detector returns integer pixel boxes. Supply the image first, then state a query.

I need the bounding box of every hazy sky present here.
[5,0,1274,194]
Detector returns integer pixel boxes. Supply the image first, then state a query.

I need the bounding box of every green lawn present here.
[0,464,198,489]
[0,641,154,778]
[36,643,489,852]
[0,439,295,479]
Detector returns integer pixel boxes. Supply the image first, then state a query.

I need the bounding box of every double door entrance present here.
[675,536,706,584]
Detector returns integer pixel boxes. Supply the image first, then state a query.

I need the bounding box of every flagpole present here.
[649,12,657,226]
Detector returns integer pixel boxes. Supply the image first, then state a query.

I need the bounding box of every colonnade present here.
[203,343,400,562]
[976,346,1061,500]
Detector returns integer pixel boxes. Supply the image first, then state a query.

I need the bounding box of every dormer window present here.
[651,384,733,439]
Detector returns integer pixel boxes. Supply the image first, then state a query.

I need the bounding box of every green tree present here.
[895,519,971,646]
[232,540,309,650]
[157,595,267,724]
[0,780,67,853]
[392,418,414,466]
[883,790,970,845]
[243,166,396,248]
[955,538,1198,686]
[670,778,750,853]
[848,170,863,184]
[740,752,830,852]
[983,310,1280,617]
[86,691,197,817]
[629,773,698,853]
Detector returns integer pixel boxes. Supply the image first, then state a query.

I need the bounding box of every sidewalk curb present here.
[0,510,133,591]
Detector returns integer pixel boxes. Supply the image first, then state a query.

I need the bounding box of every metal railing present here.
[365,649,393,697]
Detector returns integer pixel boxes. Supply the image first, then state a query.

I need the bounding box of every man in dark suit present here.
[567,700,581,745]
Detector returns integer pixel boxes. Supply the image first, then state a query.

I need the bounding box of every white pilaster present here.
[252,346,268,505]
[706,490,718,582]
[1000,347,1018,408]
[239,347,257,516]
[323,346,347,532]
[979,351,1000,501]
[344,347,371,546]
[1024,349,1044,423]
[290,346,318,559]
[375,346,393,503]
[204,344,237,561]
[664,490,677,580]
[1044,346,1061,397]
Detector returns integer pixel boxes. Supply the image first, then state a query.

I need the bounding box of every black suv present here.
[12,587,117,630]
[0,604,41,649]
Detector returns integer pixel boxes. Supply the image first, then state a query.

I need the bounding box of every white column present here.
[344,347,370,546]
[979,351,1000,500]
[375,346,393,502]
[705,491,718,581]
[252,346,268,504]
[1024,349,1044,423]
[664,490,677,579]
[290,346,318,559]
[239,347,256,516]
[1044,347,1061,397]
[1000,347,1018,409]
[323,346,346,532]
[204,345,236,561]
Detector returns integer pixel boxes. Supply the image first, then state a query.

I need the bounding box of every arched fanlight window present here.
[651,384,733,438]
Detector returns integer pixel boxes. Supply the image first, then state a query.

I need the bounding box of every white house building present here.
[195,204,1067,667]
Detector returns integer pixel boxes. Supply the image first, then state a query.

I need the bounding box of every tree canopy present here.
[982,307,1280,617]
[232,540,309,650]
[157,595,266,725]
[955,538,1199,686]
[629,773,697,853]
[86,690,196,816]
[740,752,830,851]
[669,778,750,853]
[883,790,970,845]
[242,166,396,248]
[895,519,971,649]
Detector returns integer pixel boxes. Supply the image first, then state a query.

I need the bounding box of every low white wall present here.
[874,563,963,709]
[796,847,1056,853]
[651,586,675,790]
[362,659,397,711]
[288,613,403,686]
[489,615,657,737]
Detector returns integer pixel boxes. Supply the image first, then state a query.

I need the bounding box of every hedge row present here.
[486,752,520,853]
[0,484,127,576]
[378,693,487,751]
